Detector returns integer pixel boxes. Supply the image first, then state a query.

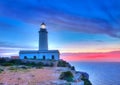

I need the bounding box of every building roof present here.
[19,50,59,54]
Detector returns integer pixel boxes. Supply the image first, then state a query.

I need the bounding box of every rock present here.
[51,80,67,85]
[73,72,81,81]
[75,71,89,79]
[18,65,28,69]
[71,81,84,85]
[81,72,89,79]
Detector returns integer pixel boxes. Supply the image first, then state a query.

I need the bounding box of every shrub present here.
[0,68,4,73]
[8,59,22,65]
[30,62,36,66]
[49,63,54,67]
[24,62,36,67]
[59,71,73,82]
[71,66,75,70]
[0,59,23,66]
[57,60,71,67]
[36,62,44,68]
[0,58,6,64]
[8,67,17,71]
[19,66,28,69]
[81,74,92,85]
[44,63,54,67]
[1,62,14,66]
[44,63,49,66]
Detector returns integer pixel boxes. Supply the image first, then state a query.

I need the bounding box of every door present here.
[43,56,45,60]
[52,55,54,60]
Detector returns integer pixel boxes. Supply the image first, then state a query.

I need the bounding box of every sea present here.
[69,62,120,85]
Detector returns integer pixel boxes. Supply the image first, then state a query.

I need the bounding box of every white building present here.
[19,23,59,60]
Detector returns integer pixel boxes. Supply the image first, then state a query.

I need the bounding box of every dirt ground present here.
[0,67,62,85]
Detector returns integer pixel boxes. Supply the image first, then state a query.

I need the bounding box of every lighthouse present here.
[19,22,59,60]
[39,23,48,50]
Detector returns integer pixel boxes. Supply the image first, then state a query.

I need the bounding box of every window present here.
[34,56,36,59]
[52,55,54,60]
[24,56,27,59]
[43,56,45,60]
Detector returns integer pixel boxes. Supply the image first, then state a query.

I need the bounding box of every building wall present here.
[19,52,59,60]
[39,29,48,50]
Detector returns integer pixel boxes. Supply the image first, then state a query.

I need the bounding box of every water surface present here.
[69,62,120,85]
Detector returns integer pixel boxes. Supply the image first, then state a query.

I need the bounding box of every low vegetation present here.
[0,58,54,68]
[71,66,75,70]
[59,71,73,82]
[57,60,71,67]
[1,62,14,66]
[0,68,4,73]
[8,67,18,72]
[81,74,92,85]
[0,58,22,66]
[7,66,30,72]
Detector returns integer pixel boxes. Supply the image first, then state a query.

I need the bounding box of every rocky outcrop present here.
[57,60,92,85]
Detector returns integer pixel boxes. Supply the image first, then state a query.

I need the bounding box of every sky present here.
[0,0,120,62]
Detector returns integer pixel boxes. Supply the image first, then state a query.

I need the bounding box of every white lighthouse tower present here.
[19,22,59,60]
[39,23,48,50]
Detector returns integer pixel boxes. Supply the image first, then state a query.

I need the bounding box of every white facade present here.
[19,50,59,60]
[19,23,60,60]
[39,28,48,50]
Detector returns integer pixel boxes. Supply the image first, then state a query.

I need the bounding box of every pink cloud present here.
[61,51,120,62]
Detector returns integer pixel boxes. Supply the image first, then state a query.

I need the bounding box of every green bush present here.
[71,66,75,70]
[37,62,44,66]
[81,74,92,85]
[84,79,92,85]
[0,58,6,64]
[57,60,71,67]
[2,62,14,66]
[8,67,17,71]
[0,59,23,66]
[8,59,22,65]
[0,68,4,73]
[24,62,36,67]
[36,62,44,68]
[49,63,54,67]
[59,71,73,82]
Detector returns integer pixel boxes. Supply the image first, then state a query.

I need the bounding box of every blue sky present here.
[0,0,120,58]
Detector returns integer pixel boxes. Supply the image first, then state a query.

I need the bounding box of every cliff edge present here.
[0,58,92,85]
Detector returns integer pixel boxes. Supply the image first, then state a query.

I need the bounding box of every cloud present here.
[0,22,15,28]
[0,0,120,39]
[0,41,38,56]
[0,41,36,49]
